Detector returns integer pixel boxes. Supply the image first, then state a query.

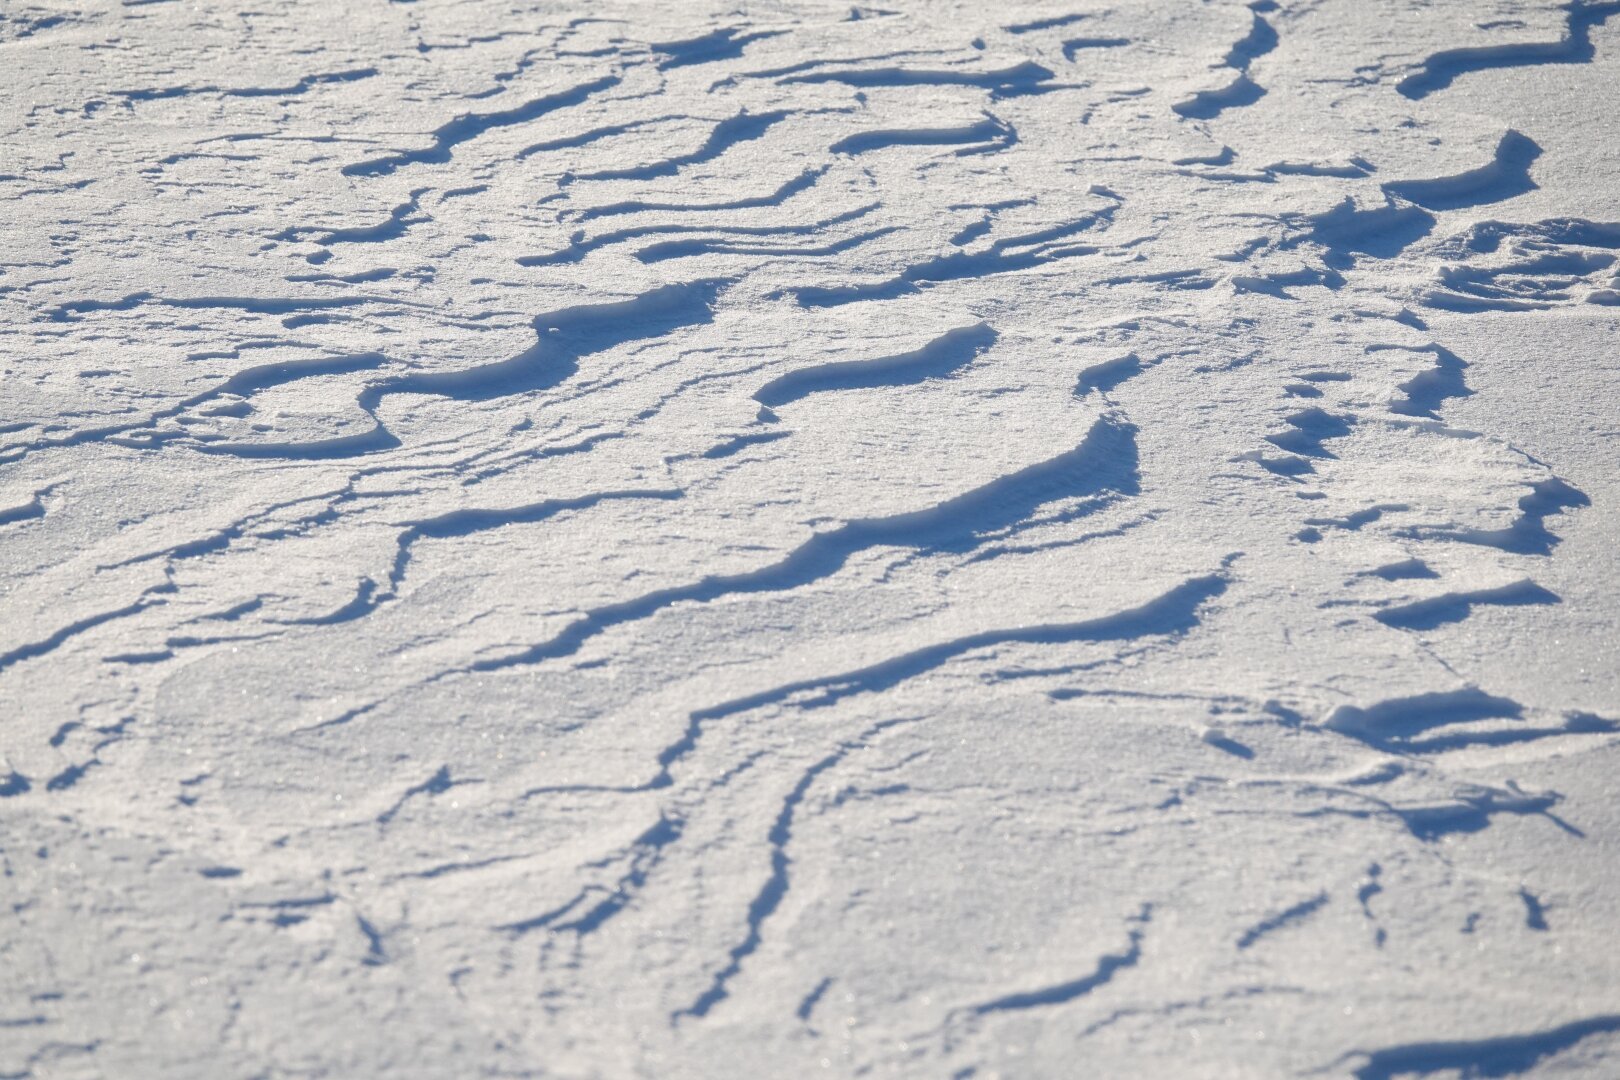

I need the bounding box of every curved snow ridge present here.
[1374,343,1470,418]
[650,26,783,69]
[384,487,683,600]
[672,717,913,1022]
[498,813,684,937]
[967,903,1152,1015]
[342,73,624,176]
[0,486,50,527]
[0,350,396,462]
[609,563,1232,809]
[1399,476,1589,556]
[790,204,1116,307]
[516,203,878,266]
[752,321,996,407]
[1341,1014,1620,1079]
[1381,130,1542,211]
[1371,578,1560,631]
[828,112,1016,156]
[1173,8,1277,120]
[463,414,1144,673]
[1421,214,1620,311]
[199,280,731,460]
[777,59,1059,98]
[0,598,163,675]
[561,107,793,183]
[1396,2,1620,99]
[44,291,415,323]
[688,570,1228,722]
[275,189,431,248]
[564,164,828,222]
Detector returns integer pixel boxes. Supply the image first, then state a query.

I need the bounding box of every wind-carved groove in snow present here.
[946,197,1035,246]
[651,26,786,70]
[0,352,389,462]
[0,485,52,527]
[1291,198,1436,268]
[752,322,996,408]
[1428,253,1620,313]
[378,489,683,614]
[1440,258,1618,313]
[274,189,431,247]
[567,165,827,223]
[684,570,1227,726]
[1420,218,1620,311]
[516,113,686,159]
[517,562,1225,802]
[200,352,391,403]
[1396,2,1620,99]
[1304,504,1409,540]
[1398,787,1571,840]
[829,113,1016,157]
[563,108,792,183]
[1372,579,1560,631]
[700,431,791,459]
[100,483,367,573]
[1173,9,1277,120]
[710,47,955,89]
[1398,476,1588,556]
[110,67,378,103]
[46,293,417,323]
[1318,688,1613,755]
[1441,217,1620,258]
[1339,1014,1620,1080]
[1063,37,1131,60]
[499,815,684,937]
[200,280,729,459]
[1367,344,1471,418]
[1075,353,1143,398]
[343,74,622,177]
[1250,407,1353,476]
[375,765,471,828]
[1381,131,1541,211]
[463,414,1142,675]
[1236,892,1329,949]
[1004,13,1091,35]
[518,204,879,267]
[791,203,1116,307]
[229,67,382,98]
[0,596,165,676]
[635,226,899,263]
[674,717,913,1021]
[777,60,1059,99]
[1282,764,1570,840]
[954,903,1153,1025]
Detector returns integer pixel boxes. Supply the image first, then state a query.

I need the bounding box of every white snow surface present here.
[4,0,1620,1076]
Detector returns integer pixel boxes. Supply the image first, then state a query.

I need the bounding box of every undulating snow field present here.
[4,1,1620,1076]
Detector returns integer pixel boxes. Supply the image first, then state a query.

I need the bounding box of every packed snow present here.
[3,1,1620,1076]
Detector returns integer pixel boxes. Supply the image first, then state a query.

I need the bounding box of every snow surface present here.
[3,1,1620,1076]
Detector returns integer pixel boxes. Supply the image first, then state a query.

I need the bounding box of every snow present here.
[3,1,1619,1076]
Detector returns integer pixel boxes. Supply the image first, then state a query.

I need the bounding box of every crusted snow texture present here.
[3,1,1620,1077]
